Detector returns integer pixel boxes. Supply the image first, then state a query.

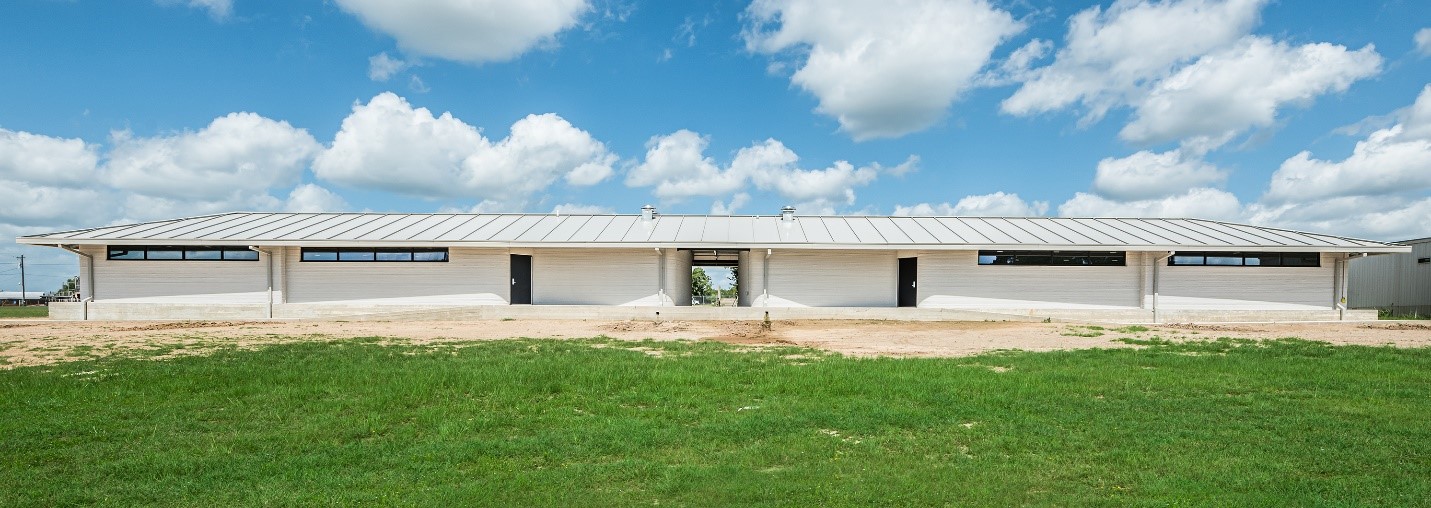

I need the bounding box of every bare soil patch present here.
[2,318,1428,369]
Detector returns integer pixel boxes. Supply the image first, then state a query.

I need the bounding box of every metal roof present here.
[16,212,1410,253]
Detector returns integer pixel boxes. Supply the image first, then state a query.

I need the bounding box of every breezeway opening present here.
[688,249,741,306]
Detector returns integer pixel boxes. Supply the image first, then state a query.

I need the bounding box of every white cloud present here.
[1416,28,1431,57]
[711,193,751,215]
[284,184,349,213]
[894,192,1049,217]
[0,128,100,187]
[104,112,322,201]
[743,0,1022,139]
[313,92,616,202]
[367,52,410,81]
[1247,195,1431,242]
[334,0,590,63]
[1121,37,1380,144]
[626,130,906,208]
[1264,84,1431,203]
[158,0,233,20]
[551,203,612,214]
[408,75,431,94]
[1091,149,1227,201]
[1058,187,1244,220]
[1003,0,1266,121]
[0,178,109,228]
[625,130,750,199]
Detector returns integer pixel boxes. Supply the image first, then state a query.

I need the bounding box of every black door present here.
[510,254,532,305]
[897,257,917,307]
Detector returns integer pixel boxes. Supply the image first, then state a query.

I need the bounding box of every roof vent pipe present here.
[641,204,656,221]
[780,206,795,223]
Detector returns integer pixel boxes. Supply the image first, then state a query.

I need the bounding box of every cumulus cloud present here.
[1003,0,1382,148]
[743,0,1022,140]
[711,193,751,215]
[1091,149,1227,201]
[313,92,616,202]
[1050,86,1431,240]
[894,192,1049,217]
[0,128,101,188]
[367,52,411,81]
[1121,37,1380,144]
[285,184,350,213]
[334,0,590,63]
[104,112,322,201]
[1247,196,1431,242]
[1059,187,1244,220]
[1416,28,1431,56]
[1003,0,1266,121]
[626,130,911,209]
[1264,84,1431,203]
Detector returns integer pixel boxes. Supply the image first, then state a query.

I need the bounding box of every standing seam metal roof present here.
[15,212,1409,252]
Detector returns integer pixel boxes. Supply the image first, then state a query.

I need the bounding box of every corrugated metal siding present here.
[764,250,896,307]
[664,249,692,306]
[1350,240,1431,312]
[917,251,1141,309]
[86,246,270,303]
[1158,253,1334,310]
[531,248,661,306]
[284,247,509,304]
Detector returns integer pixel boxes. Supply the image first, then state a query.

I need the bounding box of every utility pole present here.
[16,255,25,306]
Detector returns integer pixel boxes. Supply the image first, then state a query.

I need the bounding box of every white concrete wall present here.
[663,249,692,306]
[1157,253,1335,310]
[737,250,763,307]
[82,245,271,303]
[917,250,1141,309]
[532,248,662,306]
[283,247,509,305]
[762,250,897,307]
[1350,240,1431,313]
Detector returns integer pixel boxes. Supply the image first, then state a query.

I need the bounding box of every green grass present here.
[0,306,46,319]
[1380,308,1430,320]
[1113,325,1150,333]
[3,337,1430,506]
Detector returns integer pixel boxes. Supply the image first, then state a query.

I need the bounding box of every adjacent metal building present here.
[1349,237,1431,316]
[17,207,1409,321]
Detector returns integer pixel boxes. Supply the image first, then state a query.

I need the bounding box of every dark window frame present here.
[1167,251,1320,267]
[300,247,449,262]
[106,245,260,261]
[977,250,1127,266]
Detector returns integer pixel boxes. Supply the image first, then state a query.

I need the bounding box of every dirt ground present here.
[2,318,1429,369]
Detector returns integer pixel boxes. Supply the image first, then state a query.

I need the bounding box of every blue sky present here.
[1,0,1429,291]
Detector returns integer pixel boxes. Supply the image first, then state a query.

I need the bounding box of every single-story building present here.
[17,206,1409,322]
[0,291,47,305]
[1349,236,1431,316]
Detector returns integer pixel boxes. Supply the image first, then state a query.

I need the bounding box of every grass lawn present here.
[0,306,46,319]
[2,337,1429,506]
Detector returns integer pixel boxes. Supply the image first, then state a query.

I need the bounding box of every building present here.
[16,207,1409,322]
[0,291,46,305]
[1349,237,1431,316]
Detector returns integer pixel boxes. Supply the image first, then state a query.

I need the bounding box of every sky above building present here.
[1,0,1429,290]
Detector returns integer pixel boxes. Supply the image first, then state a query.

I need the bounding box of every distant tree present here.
[727,266,739,298]
[691,268,715,304]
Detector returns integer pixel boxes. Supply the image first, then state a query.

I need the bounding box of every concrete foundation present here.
[46,302,1377,323]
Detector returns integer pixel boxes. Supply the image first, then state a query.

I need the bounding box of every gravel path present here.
[2,318,1428,368]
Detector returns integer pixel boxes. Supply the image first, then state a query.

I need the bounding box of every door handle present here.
[512,278,516,286]
[911,281,916,288]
